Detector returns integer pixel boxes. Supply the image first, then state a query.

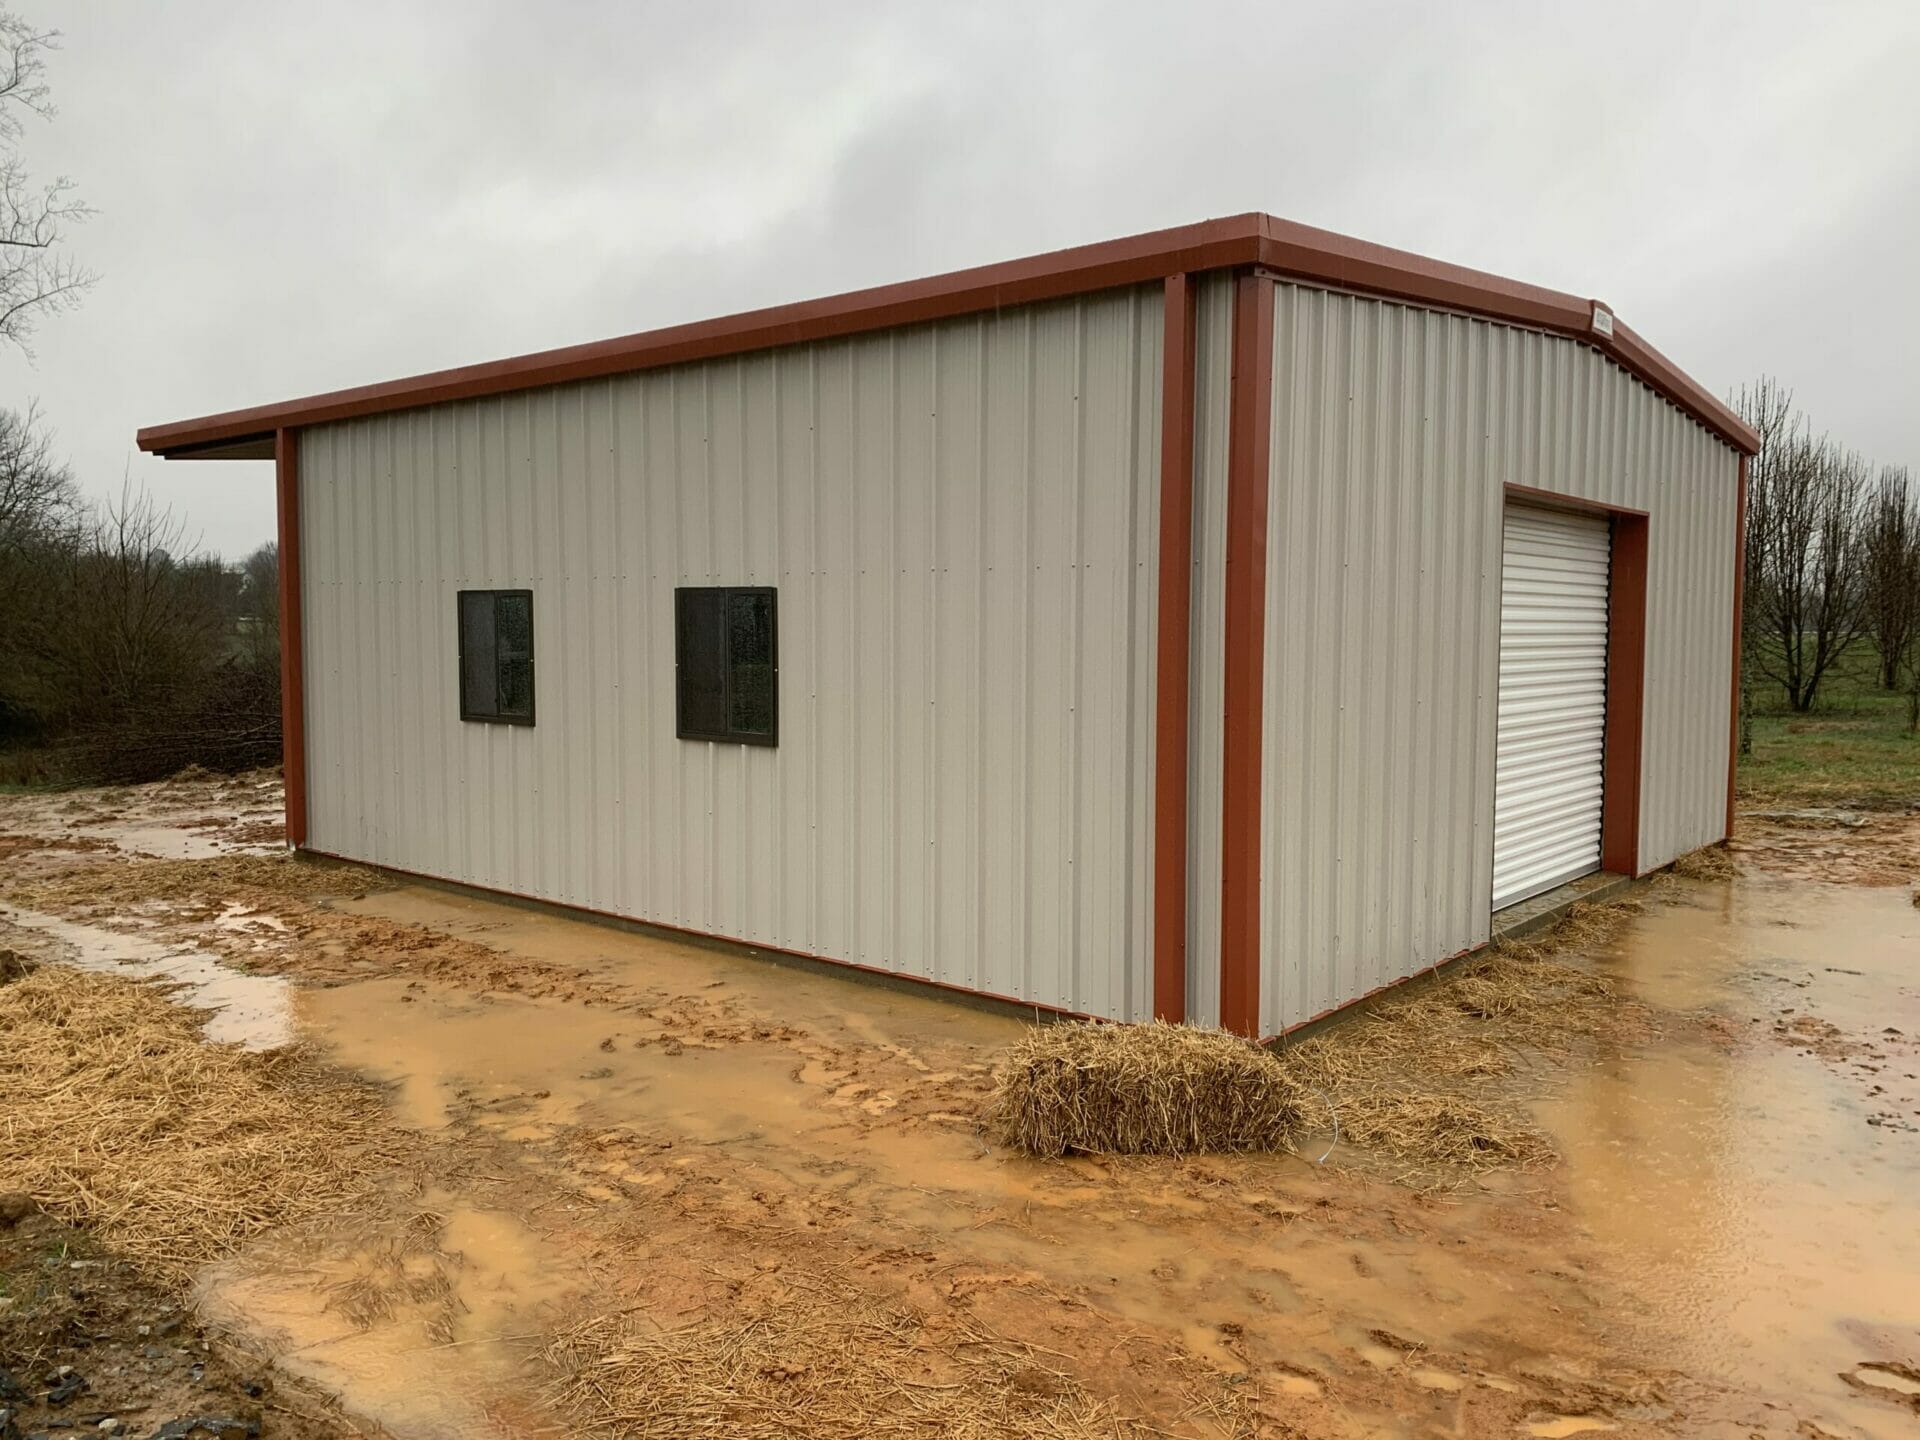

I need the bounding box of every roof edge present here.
[138,212,1759,457]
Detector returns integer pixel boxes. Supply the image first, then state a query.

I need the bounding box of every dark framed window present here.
[676,586,777,745]
[458,589,535,725]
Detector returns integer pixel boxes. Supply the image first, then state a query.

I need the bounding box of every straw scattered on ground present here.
[0,964,407,1283]
[2,851,389,911]
[546,1283,1232,1440]
[317,1211,464,1343]
[1669,843,1738,881]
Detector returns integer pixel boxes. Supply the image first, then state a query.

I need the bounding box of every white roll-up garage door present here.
[1492,504,1612,910]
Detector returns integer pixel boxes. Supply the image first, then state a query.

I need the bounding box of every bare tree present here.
[0,10,92,353]
[1733,379,1800,750]
[238,541,279,656]
[45,482,225,717]
[1746,427,1872,712]
[0,399,72,548]
[0,403,76,700]
[1862,465,1919,690]
[1,420,282,777]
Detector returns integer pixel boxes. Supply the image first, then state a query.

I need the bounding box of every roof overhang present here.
[137,212,1761,459]
[147,432,277,461]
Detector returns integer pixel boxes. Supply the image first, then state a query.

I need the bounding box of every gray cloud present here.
[5,0,1916,557]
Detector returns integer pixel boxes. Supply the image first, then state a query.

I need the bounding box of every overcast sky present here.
[5,0,1917,559]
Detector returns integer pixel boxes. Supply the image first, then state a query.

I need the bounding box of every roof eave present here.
[137,212,1759,459]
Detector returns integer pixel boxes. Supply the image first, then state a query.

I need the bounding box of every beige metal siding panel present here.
[301,286,1161,1021]
[1182,272,1235,1029]
[1260,282,1738,1036]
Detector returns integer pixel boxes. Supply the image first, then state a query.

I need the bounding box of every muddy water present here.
[2,904,293,1048]
[284,875,1920,1436]
[1541,880,1920,1435]
[199,1199,576,1440]
[14,836,1917,1437]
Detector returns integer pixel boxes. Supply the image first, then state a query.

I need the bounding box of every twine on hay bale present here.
[986,1021,1310,1158]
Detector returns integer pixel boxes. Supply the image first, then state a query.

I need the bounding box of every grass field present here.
[1738,641,1919,809]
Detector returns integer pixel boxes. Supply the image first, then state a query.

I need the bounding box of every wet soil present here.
[0,774,1915,1439]
[0,1203,374,1439]
[1731,806,1920,887]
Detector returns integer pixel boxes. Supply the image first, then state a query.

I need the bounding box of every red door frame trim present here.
[1219,272,1276,1038]
[1725,455,1749,840]
[275,427,308,848]
[1152,274,1198,1022]
[1500,485,1646,878]
[1504,481,1647,521]
[1601,514,1648,876]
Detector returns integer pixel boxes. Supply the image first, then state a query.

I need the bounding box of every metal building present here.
[139,214,1757,1038]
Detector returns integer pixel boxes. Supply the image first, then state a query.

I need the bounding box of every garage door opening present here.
[1491,503,1613,911]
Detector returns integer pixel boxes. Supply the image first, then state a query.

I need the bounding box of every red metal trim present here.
[138,213,1758,459]
[1503,481,1648,521]
[1726,454,1749,840]
[1502,484,1648,878]
[1152,274,1198,1024]
[301,847,1098,1026]
[1601,514,1649,875]
[275,428,307,848]
[1218,273,1275,1039]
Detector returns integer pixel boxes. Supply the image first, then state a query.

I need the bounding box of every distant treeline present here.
[1735,378,1919,739]
[0,405,281,784]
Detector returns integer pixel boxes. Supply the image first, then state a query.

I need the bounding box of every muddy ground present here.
[0,773,1916,1439]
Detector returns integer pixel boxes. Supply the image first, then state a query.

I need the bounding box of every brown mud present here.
[0,774,1915,1439]
[0,1202,369,1438]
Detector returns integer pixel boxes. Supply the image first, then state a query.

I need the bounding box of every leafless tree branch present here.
[0,10,92,354]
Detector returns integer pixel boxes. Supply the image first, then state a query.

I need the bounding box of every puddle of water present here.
[1527,1418,1615,1438]
[1849,1361,1920,1397]
[216,902,289,937]
[102,823,234,859]
[1539,879,1920,1435]
[200,1199,573,1440]
[4,905,293,1049]
[333,885,1026,1063]
[299,976,835,1141]
[315,886,1627,1408]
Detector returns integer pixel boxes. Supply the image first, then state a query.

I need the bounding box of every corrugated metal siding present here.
[1183,272,1236,1029]
[1259,282,1739,1036]
[302,286,1165,1020]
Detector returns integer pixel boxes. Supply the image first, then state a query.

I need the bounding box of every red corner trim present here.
[275,428,307,848]
[1219,273,1275,1038]
[1726,454,1749,839]
[1152,274,1197,1024]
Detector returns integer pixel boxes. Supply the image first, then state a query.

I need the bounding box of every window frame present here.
[674,585,778,747]
[456,588,537,727]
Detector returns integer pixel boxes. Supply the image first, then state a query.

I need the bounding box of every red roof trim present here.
[137,212,1759,457]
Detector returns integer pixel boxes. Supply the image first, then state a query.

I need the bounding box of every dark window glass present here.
[727,590,775,736]
[676,586,777,745]
[458,589,535,724]
[459,593,498,717]
[676,589,728,739]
